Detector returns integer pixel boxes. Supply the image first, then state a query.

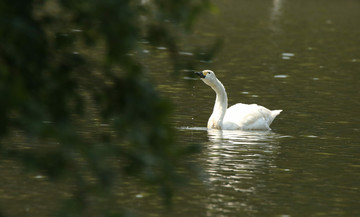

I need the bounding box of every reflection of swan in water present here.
[195,70,282,130]
[203,129,282,214]
[205,129,280,180]
[207,129,279,144]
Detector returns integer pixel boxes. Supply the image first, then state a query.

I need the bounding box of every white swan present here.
[195,70,282,130]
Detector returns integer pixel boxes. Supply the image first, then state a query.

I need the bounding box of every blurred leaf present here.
[0,0,218,216]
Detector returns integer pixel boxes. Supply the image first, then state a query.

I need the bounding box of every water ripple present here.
[201,129,282,213]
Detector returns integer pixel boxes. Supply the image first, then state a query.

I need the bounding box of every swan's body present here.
[195,70,282,130]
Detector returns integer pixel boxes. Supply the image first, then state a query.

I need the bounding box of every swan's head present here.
[195,70,218,86]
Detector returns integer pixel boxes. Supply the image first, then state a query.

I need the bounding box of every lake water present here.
[1,0,359,216]
[147,0,360,216]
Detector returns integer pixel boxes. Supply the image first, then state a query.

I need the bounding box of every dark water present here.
[1,0,359,216]
[149,0,360,216]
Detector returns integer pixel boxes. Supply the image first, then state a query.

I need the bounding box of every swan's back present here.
[222,103,282,130]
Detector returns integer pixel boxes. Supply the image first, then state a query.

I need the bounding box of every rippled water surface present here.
[149,0,360,216]
[1,0,359,216]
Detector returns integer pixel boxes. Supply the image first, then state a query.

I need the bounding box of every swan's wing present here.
[223,103,275,130]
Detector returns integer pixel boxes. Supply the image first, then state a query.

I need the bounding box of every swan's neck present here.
[208,79,228,129]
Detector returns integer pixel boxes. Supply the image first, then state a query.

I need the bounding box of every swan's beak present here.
[194,71,206,78]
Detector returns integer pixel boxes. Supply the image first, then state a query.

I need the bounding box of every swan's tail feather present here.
[271,109,282,118]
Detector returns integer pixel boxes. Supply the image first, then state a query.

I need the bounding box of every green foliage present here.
[0,0,215,215]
